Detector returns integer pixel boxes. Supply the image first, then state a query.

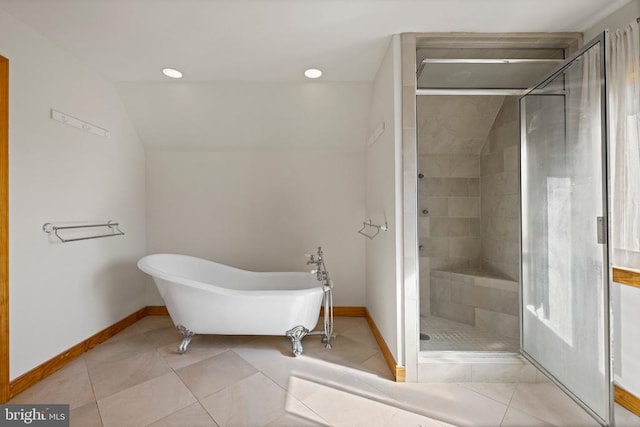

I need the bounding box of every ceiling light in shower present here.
[304,68,322,79]
[162,68,183,79]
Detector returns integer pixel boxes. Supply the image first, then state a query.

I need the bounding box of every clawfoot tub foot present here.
[286,325,309,357]
[176,325,195,354]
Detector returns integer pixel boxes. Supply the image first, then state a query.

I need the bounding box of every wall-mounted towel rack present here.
[357,219,388,240]
[43,220,124,243]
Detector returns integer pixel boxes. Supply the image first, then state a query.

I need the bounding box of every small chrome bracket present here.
[597,216,606,244]
[357,219,388,240]
[286,325,309,357]
[176,324,195,354]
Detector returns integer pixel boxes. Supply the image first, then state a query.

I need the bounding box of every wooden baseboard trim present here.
[613,267,640,289]
[8,308,147,400]
[364,308,405,382]
[146,305,169,316]
[6,304,403,400]
[320,306,366,317]
[0,55,10,404]
[615,385,640,417]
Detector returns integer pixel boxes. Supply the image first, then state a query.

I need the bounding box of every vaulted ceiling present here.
[0,0,628,82]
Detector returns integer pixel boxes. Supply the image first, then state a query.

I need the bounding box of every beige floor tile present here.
[500,407,553,426]
[70,401,102,427]
[97,372,196,427]
[459,382,517,405]
[88,349,172,399]
[107,324,144,342]
[255,357,348,401]
[509,383,599,426]
[301,378,399,427]
[84,333,156,369]
[286,376,338,405]
[141,326,183,347]
[231,335,296,367]
[15,315,610,427]
[176,334,261,350]
[9,358,95,409]
[264,412,328,426]
[340,324,379,349]
[331,317,369,334]
[157,334,231,370]
[176,350,257,399]
[108,316,173,342]
[385,409,456,427]
[133,315,174,333]
[382,382,509,427]
[360,352,395,380]
[311,370,395,404]
[302,334,380,369]
[200,372,296,427]
[265,398,329,426]
[148,402,218,427]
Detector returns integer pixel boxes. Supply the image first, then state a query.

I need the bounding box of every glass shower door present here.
[520,34,611,425]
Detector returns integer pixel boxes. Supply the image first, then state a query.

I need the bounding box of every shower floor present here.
[420,315,519,352]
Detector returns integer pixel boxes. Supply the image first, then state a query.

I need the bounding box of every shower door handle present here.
[596,216,606,244]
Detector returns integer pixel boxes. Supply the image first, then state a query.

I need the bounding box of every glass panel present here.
[418,60,562,90]
[520,38,610,423]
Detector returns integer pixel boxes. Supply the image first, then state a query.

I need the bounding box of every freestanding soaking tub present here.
[137,249,333,356]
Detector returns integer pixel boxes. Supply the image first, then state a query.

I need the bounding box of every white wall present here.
[145,151,365,305]
[365,36,402,361]
[115,81,370,152]
[0,9,147,379]
[118,78,371,306]
[585,0,640,397]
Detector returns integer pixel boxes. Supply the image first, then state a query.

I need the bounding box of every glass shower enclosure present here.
[520,33,612,425]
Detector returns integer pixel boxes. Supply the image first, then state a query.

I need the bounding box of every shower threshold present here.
[419,350,521,360]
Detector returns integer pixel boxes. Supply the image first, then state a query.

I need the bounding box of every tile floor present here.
[9,315,640,427]
[420,315,518,352]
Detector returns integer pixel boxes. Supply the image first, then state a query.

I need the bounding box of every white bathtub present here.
[138,253,328,356]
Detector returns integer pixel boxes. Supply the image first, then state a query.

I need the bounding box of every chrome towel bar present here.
[43,220,124,243]
[357,219,388,240]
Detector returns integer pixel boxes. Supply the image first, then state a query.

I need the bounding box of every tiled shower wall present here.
[418,96,521,329]
[418,96,505,272]
[418,96,504,313]
[480,97,520,280]
[418,156,481,268]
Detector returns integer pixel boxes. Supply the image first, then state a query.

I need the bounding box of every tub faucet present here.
[305,246,335,349]
[306,247,329,283]
[305,246,323,267]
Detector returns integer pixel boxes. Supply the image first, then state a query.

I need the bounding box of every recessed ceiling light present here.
[304,68,322,79]
[162,68,183,79]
